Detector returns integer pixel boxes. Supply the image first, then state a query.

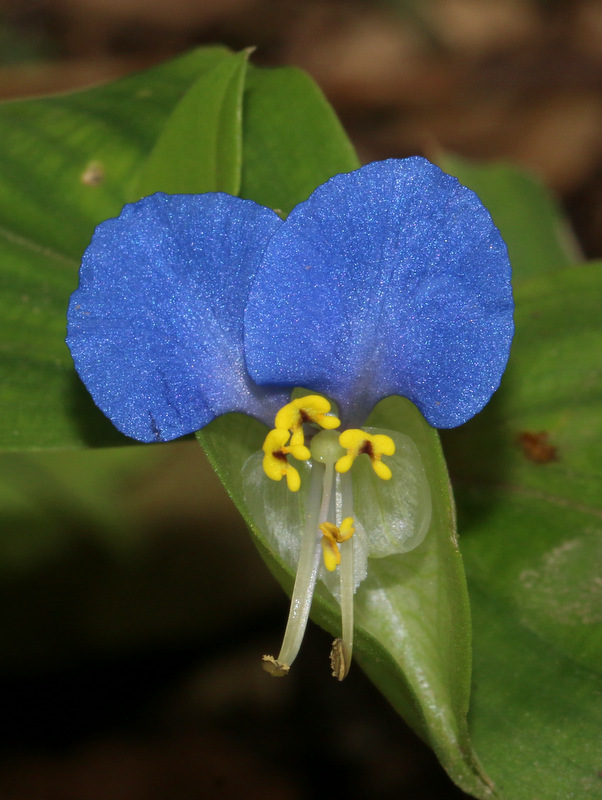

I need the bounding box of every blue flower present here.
[67,156,514,677]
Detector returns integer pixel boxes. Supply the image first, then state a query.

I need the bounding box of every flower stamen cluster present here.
[260,395,396,679]
[261,396,396,495]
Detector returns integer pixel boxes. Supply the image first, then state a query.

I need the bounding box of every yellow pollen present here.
[262,428,310,492]
[335,429,395,480]
[274,395,340,447]
[319,517,355,571]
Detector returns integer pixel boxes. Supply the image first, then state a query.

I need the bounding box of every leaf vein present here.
[0,225,78,267]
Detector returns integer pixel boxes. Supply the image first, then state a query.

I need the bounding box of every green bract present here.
[243,426,431,601]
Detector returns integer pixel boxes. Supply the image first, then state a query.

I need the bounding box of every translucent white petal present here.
[241,453,368,597]
[352,427,432,557]
[241,451,311,568]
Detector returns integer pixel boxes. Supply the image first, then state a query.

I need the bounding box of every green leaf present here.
[240,65,360,213]
[0,47,235,451]
[439,154,579,282]
[0,47,232,260]
[0,49,358,451]
[442,261,602,798]
[199,396,494,800]
[134,49,251,198]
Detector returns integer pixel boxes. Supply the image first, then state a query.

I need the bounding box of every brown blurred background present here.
[0,1,600,798]
[1,0,602,257]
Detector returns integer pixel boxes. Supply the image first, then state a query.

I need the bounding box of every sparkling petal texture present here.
[67,192,285,442]
[244,157,514,428]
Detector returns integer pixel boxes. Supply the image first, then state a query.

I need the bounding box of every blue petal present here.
[244,157,514,428]
[67,192,285,442]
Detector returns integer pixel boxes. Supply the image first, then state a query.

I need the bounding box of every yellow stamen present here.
[319,517,355,571]
[335,429,395,480]
[262,428,310,492]
[275,395,340,447]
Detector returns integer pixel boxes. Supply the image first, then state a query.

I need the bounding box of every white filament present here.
[274,458,334,670]
[336,470,355,679]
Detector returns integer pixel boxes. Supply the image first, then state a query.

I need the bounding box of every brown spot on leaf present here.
[517,431,558,464]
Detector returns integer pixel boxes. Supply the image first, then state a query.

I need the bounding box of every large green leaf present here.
[442,262,602,798]
[0,47,232,260]
[199,397,493,799]
[0,50,356,451]
[0,47,236,451]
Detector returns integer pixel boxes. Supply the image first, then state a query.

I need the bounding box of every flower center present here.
[260,393,395,681]
[261,395,396,498]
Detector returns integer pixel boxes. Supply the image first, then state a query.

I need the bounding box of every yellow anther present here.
[319,517,355,571]
[274,395,340,447]
[335,429,395,480]
[262,428,310,492]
